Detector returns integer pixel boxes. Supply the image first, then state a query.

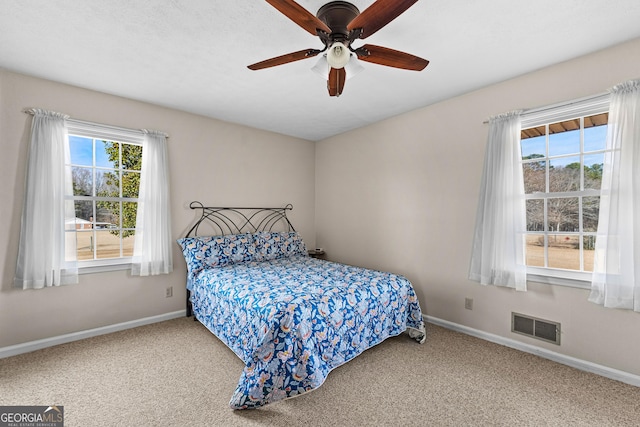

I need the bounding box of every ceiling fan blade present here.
[347,0,419,39]
[327,67,346,97]
[248,49,322,70]
[355,44,428,71]
[265,0,331,35]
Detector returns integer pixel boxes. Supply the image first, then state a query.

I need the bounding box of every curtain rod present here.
[482,91,610,124]
[22,108,169,138]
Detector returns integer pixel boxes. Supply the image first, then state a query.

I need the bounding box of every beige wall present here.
[0,70,315,347]
[315,37,640,376]
[2,38,640,378]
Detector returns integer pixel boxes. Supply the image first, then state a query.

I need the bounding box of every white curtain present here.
[131,130,173,276]
[589,79,640,311]
[469,111,527,291]
[14,109,78,289]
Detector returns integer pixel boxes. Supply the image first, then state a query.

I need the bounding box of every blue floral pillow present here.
[178,232,308,289]
[203,233,257,267]
[177,233,257,289]
[253,231,308,261]
[176,236,209,289]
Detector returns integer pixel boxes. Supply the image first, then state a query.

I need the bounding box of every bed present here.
[177,202,426,409]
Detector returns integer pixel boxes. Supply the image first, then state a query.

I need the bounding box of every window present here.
[520,96,610,285]
[66,120,144,270]
[15,109,170,288]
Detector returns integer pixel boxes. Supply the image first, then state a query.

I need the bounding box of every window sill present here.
[526,272,591,290]
[78,262,131,275]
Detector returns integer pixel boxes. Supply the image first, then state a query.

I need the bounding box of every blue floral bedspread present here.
[190,254,425,409]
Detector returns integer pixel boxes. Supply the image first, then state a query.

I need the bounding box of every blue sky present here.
[521,125,607,166]
[69,135,115,168]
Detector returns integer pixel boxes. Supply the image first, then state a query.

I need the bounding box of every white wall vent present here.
[511,312,561,345]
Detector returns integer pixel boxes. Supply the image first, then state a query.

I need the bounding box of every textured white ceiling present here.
[2,0,640,141]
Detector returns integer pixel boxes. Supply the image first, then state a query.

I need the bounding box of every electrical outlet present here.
[465,297,473,310]
[165,286,173,298]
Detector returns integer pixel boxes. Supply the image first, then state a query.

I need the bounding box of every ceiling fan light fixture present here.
[312,52,364,81]
[326,42,350,69]
[311,54,329,78]
[311,52,364,80]
[344,53,364,79]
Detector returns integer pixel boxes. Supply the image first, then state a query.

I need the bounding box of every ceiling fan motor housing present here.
[316,1,360,45]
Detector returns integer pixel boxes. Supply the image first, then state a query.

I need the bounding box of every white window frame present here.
[66,119,145,274]
[520,94,610,289]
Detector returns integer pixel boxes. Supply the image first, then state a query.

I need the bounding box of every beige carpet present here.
[1,317,639,426]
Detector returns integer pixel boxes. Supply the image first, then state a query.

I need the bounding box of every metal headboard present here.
[184,201,296,238]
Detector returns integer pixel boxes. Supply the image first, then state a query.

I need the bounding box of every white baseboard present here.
[425,315,640,388]
[4,311,638,388]
[0,310,186,359]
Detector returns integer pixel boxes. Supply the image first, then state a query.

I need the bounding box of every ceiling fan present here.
[248,0,429,97]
